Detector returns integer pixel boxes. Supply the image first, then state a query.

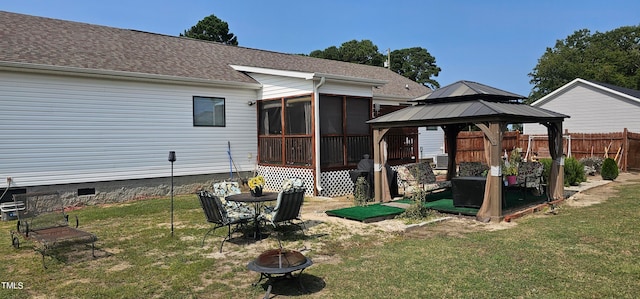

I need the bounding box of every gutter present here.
[313,76,326,193]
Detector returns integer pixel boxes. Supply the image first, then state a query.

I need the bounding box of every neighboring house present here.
[0,11,432,202]
[418,126,444,161]
[524,78,640,134]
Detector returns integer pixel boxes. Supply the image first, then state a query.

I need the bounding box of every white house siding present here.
[0,71,259,189]
[524,83,640,134]
[319,82,372,98]
[418,126,444,160]
[247,73,313,99]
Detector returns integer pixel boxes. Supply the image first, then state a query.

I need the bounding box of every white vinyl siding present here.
[319,82,372,97]
[248,73,313,99]
[524,83,640,134]
[418,126,445,160]
[0,71,258,188]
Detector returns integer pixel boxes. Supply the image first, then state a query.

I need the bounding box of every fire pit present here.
[247,248,313,293]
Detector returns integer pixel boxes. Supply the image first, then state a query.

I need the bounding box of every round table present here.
[226,192,278,239]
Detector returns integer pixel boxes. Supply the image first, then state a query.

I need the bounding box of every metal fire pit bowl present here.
[247,248,313,293]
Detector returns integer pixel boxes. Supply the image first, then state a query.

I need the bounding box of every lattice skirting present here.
[256,165,408,198]
[257,166,314,196]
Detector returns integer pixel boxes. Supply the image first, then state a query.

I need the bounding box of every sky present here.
[2,0,639,97]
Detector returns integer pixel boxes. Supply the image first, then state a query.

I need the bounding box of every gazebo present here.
[367,80,569,222]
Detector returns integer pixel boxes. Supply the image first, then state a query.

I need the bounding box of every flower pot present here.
[506,175,517,186]
[250,187,263,197]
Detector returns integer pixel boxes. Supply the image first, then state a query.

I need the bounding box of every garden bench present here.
[10,192,98,268]
[396,161,451,196]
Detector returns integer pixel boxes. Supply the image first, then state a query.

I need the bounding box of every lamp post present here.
[168,151,176,237]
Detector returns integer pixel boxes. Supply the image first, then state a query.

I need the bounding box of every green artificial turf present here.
[328,188,548,221]
[325,204,405,222]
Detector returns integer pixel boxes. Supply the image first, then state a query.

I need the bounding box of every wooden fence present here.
[452,128,639,171]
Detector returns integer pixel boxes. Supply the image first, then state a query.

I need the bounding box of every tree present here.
[310,39,384,66]
[528,25,640,103]
[310,40,440,89]
[181,14,238,46]
[390,47,441,89]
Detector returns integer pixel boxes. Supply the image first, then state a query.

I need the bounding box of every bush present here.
[353,176,370,206]
[540,158,552,182]
[601,158,619,180]
[564,157,586,186]
[398,199,432,221]
[539,157,586,186]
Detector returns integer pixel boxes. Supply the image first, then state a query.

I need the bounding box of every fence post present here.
[623,128,628,172]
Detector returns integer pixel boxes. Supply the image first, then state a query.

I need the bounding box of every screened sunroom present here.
[256,93,418,197]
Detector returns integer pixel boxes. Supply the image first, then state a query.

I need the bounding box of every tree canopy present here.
[310,40,440,89]
[310,39,385,66]
[528,25,640,103]
[180,14,238,46]
[390,47,441,89]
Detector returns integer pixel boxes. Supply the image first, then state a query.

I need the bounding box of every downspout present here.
[313,76,326,194]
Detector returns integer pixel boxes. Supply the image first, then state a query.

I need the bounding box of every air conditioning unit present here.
[435,154,448,170]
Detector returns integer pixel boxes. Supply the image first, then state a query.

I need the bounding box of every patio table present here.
[226,192,278,239]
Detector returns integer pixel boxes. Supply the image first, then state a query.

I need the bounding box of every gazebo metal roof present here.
[368,99,569,128]
[368,80,569,128]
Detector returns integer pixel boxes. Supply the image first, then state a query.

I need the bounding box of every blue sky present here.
[2,0,639,97]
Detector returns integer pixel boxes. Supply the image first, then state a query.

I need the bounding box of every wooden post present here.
[475,122,503,222]
[372,128,389,202]
[623,128,629,172]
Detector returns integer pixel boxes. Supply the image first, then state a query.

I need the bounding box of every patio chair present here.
[197,191,254,253]
[213,181,252,214]
[261,185,306,237]
[458,162,489,177]
[514,161,545,198]
[397,161,451,197]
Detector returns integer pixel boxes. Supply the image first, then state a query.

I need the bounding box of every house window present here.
[193,96,225,127]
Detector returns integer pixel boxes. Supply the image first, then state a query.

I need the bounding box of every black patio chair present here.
[197,191,254,253]
[261,188,306,237]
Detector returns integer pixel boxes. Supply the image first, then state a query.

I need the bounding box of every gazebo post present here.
[545,121,565,201]
[372,128,389,202]
[476,122,504,222]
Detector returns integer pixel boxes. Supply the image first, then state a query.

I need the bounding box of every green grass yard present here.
[1,175,639,298]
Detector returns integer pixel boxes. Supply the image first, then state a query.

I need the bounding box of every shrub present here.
[353,176,370,206]
[540,157,586,186]
[540,158,552,182]
[601,158,619,180]
[398,199,432,221]
[564,157,586,186]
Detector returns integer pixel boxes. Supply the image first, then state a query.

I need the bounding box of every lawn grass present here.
[1,180,639,298]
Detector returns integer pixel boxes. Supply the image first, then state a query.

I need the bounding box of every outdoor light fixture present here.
[168,151,176,237]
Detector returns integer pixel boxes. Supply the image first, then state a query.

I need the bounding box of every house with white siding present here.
[0,11,434,203]
[524,78,640,134]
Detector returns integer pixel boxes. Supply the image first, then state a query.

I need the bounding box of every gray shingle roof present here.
[588,80,640,100]
[0,11,430,99]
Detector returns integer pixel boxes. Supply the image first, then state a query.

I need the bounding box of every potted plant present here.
[502,149,521,186]
[248,175,265,197]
